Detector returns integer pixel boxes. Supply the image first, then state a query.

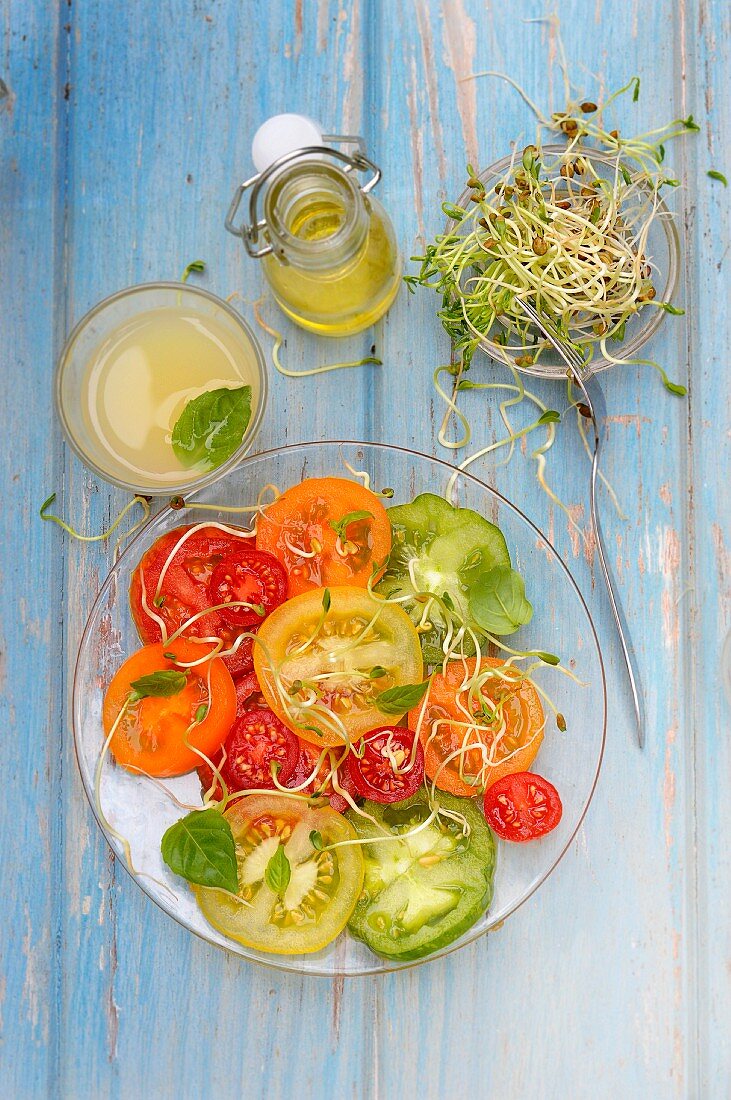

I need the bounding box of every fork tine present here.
[517,298,586,373]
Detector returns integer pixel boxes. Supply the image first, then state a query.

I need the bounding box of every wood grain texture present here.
[0,0,728,1096]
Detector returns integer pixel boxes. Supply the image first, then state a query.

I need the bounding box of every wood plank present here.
[0,4,64,1096]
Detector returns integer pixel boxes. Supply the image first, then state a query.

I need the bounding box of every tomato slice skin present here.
[129,524,262,676]
[103,640,236,778]
[254,585,424,749]
[347,727,424,803]
[208,548,288,629]
[483,771,562,842]
[193,794,364,955]
[408,657,544,796]
[256,477,392,596]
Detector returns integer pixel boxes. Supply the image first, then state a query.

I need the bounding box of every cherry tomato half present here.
[347,726,424,803]
[256,477,392,597]
[483,771,563,842]
[103,640,236,778]
[208,548,288,629]
[221,708,300,793]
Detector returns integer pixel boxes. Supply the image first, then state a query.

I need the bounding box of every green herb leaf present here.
[368,666,387,680]
[40,492,57,517]
[328,510,373,541]
[163,651,177,660]
[181,259,206,283]
[659,302,685,315]
[707,169,728,187]
[631,76,640,102]
[620,164,632,186]
[129,669,187,699]
[537,410,561,425]
[322,588,331,614]
[682,114,700,132]
[309,830,324,851]
[264,843,291,895]
[468,566,533,636]
[420,644,446,666]
[171,385,252,472]
[161,808,238,893]
[375,680,431,716]
[194,704,208,723]
[657,144,666,163]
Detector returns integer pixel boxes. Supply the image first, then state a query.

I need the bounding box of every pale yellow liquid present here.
[262,194,402,336]
[81,305,259,486]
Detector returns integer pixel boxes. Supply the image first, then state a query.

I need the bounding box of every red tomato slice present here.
[208,549,288,629]
[256,477,392,597]
[220,708,300,793]
[234,671,266,716]
[224,633,256,678]
[129,525,263,676]
[285,741,359,814]
[482,771,562,842]
[347,726,424,803]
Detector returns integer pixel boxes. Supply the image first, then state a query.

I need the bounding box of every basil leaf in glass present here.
[468,566,533,636]
[171,385,252,472]
[161,808,238,893]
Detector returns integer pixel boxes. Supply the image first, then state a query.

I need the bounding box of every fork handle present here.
[571,369,645,749]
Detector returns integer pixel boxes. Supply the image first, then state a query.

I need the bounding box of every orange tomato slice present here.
[408,657,544,796]
[255,477,391,597]
[102,640,236,777]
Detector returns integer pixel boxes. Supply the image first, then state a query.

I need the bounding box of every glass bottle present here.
[226,134,401,337]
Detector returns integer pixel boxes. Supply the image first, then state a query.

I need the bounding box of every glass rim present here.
[453,144,681,380]
[54,280,269,496]
[72,440,607,977]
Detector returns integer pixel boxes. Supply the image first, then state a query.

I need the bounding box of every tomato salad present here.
[102,475,567,961]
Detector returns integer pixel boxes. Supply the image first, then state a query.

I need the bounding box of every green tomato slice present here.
[346,789,496,960]
[376,493,510,650]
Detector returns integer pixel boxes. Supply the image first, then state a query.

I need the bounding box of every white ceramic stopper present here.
[251,114,325,173]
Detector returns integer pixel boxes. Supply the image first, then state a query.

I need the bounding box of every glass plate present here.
[73,441,606,976]
[452,145,680,379]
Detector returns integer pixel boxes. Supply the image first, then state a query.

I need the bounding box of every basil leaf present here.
[328,510,373,541]
[468,566,534,636]
[161,808,238,893]
[375,680,431,716]
[264,843,291,895]
[129,669,187,699]
[171,385,252,472]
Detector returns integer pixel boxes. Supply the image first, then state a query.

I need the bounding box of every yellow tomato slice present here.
[193,794,364,955]
[253,585,423,747]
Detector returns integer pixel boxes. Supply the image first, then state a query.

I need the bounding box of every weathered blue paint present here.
[0,0,728,1096]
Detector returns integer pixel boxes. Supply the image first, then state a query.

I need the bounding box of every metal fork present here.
[517,298,644,749]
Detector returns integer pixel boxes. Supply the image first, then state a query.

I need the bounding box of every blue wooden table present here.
[2,1,729,1096]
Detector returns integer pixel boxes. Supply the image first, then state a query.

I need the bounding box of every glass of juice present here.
[55,283,268,494]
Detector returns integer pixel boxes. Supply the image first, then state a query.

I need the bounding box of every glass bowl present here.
[452,145,680,380]
[55,282,268,495]
[72,441,606,976]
